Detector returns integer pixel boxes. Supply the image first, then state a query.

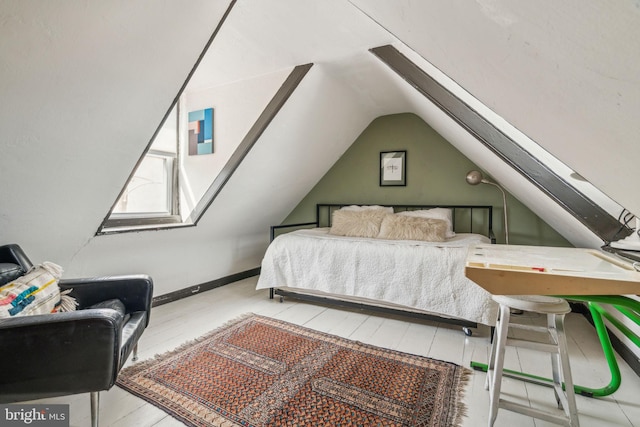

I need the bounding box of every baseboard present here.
[152,267,261,307]
[570,302,640,378]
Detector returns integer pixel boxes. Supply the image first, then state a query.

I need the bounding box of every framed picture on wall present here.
[188,107,214,155]
[380,151,406,186]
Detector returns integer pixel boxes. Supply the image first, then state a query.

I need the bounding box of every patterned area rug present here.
[117,314,470,426]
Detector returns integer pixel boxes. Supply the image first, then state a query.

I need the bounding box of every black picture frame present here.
[380,151,406,186]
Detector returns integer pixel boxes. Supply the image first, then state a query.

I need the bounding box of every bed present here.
[256,204,499,332]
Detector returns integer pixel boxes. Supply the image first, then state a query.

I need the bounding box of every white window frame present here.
[109,149,177,219]
[100,107,181,233]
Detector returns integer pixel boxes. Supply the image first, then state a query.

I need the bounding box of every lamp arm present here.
[484,181,509,244]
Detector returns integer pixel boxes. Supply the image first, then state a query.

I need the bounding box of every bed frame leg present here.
[269,288,274,299]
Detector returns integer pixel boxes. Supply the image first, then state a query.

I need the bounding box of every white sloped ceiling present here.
[0,0,233,268]
[1,0,637,296]
[351,0,640,217]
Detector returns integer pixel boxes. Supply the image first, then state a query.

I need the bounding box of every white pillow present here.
[0,262,64,318]
[398,208,455,238]
[377,215,448,242]
[339,205,394,214]
[329,209,389,238]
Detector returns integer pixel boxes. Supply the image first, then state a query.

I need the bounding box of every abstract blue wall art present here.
[188,108,213,155]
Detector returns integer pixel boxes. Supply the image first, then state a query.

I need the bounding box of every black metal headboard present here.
[271,203,494,242]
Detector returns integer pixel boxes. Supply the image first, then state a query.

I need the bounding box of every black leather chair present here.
[0,244,153,427]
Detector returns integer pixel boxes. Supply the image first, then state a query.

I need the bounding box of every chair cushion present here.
[119,311,147,369]
[0,263,25,286]
[88,298,130,323]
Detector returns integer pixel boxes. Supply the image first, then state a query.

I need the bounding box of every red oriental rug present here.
[117,314,470,426]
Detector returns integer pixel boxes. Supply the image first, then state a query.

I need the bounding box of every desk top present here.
[465,244,640,296]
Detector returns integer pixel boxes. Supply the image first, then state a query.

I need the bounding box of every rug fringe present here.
[451,366,474,427]
[118,312,257,376]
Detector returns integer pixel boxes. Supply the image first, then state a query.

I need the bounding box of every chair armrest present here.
[0,310,123,403]
[0,244,33,270]
[59,274,153,324]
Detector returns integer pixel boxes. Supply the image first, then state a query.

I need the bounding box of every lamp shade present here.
[466,170,484,185]
[464,169,509,244]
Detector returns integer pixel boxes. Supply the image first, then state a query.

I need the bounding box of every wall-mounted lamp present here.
[466,170,509,244]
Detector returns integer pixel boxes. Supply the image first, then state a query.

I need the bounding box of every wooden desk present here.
[465,244,640,397]
[465,244,640,296]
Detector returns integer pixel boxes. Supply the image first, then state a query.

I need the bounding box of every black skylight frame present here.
[370,44,630,244]
[187,63,313,225]
[97,0,312,235]
[98,0,238,234]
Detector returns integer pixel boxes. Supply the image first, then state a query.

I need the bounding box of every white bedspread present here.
[256,228,497,326]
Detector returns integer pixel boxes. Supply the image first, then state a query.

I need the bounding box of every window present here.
[98,63,311,235]
[98,1,238,234]
[111,151,175,217]
[102,105,181,231]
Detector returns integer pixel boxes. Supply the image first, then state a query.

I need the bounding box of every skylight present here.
[371,44,630,244]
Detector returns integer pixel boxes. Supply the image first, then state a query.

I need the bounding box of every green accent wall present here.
[285,113,570,247]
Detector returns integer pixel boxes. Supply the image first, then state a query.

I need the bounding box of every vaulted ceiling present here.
[187,0,639,246]
[1,0,638,295]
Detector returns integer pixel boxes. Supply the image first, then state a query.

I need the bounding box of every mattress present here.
[256,228,498,326]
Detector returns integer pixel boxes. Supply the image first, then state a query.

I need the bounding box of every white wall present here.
[0,0,386,298]
[0,0,232,267]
